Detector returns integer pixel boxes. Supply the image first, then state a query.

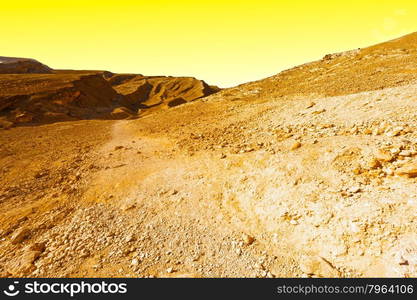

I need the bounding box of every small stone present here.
[29,242,46,252]
[166,267,174,273]
[399,150,412,157]
[290,219,299,225]
[242,233,255,246]
[347,186,361,194]
[6,250,41,275]
[352,166,362,175]
[122,203,136,211]
[374,149,394,162]
[383,168,394,176]
[363,128,372,135]
[131,258,139,266]
[299,256,340,277]
[368,158,381,169]
[396,162,417,178]
[373,127,385,135]
[386,127,404,137]
[306,102,316,108]
[80,249,90,258]
[10,228,31,244]
[125,234,136,242]
[312,109,326,115]
[398,257,409,266]
[290,142,302,150]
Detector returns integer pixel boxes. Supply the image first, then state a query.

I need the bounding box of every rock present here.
[373,127,385,135]
[352,166,362,175]
[396,162,417,178]
[166,267,174,273]
[290,219,299,225]
[368,158,381,169]
[111,107,135,119]
[242,233,255,245]
[29,242,46,252]
[80,249,90,258]
[363,128,372,135]
[10,228,31,244]
[399,150,412,157]
[7,250,42,275]
[131,258,139,266]
[15,112,33,123]
[125,234,136,242]
[374,149,394,162]
[390,148,400,155]
[397,256,409,266]
[306,102,316,108]
[347,186,361,193]
[312,109,326,115]
[290,142,302,150]
[383,168,394,176]
[386,127,404,137]
[122,203,136,211]
[299,256,340,277]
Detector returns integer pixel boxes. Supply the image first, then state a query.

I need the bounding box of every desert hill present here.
[0,56,53,74]
[1,33,417,278]
[108,74,220,114]
[0,59,219,128]
[221,32,417,100]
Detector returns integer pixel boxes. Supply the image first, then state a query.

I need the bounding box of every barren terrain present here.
[1,33,417,278]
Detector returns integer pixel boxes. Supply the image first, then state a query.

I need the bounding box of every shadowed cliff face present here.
[0,59,220,128]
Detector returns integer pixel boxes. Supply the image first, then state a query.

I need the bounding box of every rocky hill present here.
[0,57,53,74]
[108,74,220,115]
[0,33,417,278]
[0,59,219,128]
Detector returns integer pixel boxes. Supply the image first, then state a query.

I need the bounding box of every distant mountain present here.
[0,56,53,74]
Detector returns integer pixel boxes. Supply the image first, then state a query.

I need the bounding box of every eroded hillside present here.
[0,59,219,128]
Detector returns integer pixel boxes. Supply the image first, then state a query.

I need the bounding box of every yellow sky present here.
[1,0,416,87]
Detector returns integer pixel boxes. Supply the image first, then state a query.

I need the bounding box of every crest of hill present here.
[223,32,417,100]
[0,57,53,74]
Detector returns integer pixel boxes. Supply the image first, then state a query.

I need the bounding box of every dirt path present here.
[69,120,298,277]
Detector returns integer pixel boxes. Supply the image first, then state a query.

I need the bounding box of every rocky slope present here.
[108,74,220,115]
[0,59,219,128]
[1,33,417,278]
[0,57,53,74]
[0,73,122,127]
